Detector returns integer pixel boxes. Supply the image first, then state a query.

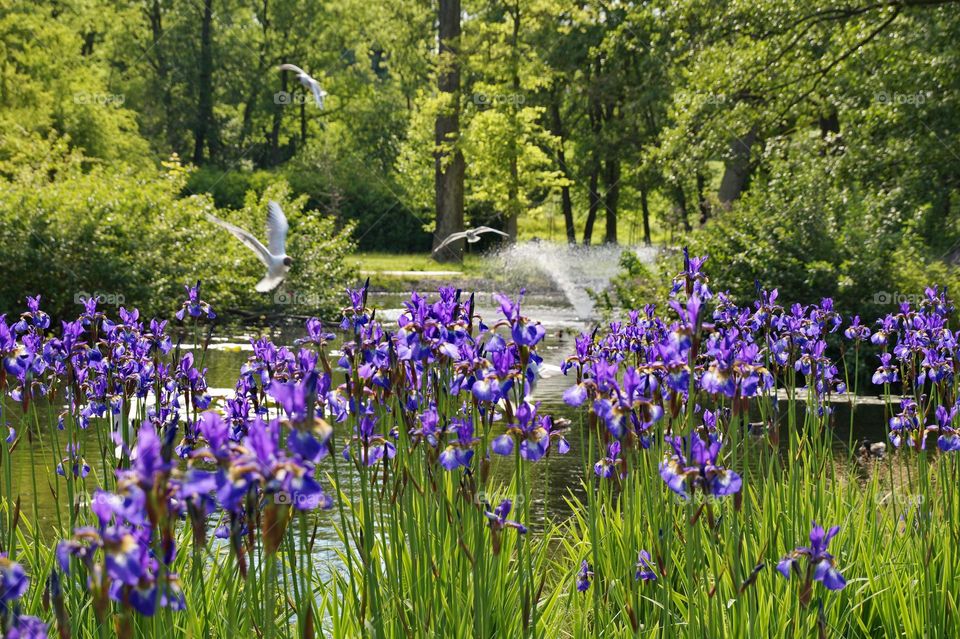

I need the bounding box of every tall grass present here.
[1,270,959,638]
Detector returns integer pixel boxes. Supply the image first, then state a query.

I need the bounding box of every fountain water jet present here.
[492,242,658,319]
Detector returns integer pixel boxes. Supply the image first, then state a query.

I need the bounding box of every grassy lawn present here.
[348,251,487,275]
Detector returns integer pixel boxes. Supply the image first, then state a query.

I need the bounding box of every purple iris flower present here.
[298,317,335,346]
[485,498,527,554]
[486,499,525,533]
[490,433,514,456]
[5,615,48,638]
[844,316,871,342]
[593,398,628,440]
[0,555,29,612]
[269,376,313,423]
[871,315,896,346]
[489,401,566,462]
[343,412,396,466]
[777,522,846,592]
[576,560,593,592]
[659,433,742,499]
[13,295,50,333]
[871,353,898,385]
[563,383,588,407]
[635,550,657,581]
[595,441,625,479]
[438,418,478,471]
[472,376,502,403]
[887,398,935,450]
[937,404,960,451]
[512,321,546,347]
[56,443,90,479]
[196,411,231,458]
[340,285,370,332]
[175,281,216,321]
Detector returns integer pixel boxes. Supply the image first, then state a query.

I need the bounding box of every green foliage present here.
[634,0,960,312]
[5,0,960,308]
[0,148,353,320]
[0,2,150,171]
[595,250,673,315]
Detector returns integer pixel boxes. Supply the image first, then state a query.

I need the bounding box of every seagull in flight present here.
[205,201,292,293]
[278,64,327,108]
[433,226,509,254]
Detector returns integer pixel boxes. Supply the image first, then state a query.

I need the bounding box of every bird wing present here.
[432,231,468,253]
[266,201,289,256]
[205,212,271,267]
[277,63,307,75]
[473,226,510,237]
[256,274,286,293]
[305,78,327,108]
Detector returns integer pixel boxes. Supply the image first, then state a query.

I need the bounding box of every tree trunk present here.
[582,167,601,245]
[640,188,652,246]
[269,72,286,161]
[239,0,269,150]
[818,108,841,156]
[603,158,620,244]
[300,99,307,144]
[717,128,757,207]
[504,1,522,242]
[696,172,711,226]
[548,94,575,244]
[582,56,603,245]
[193,0,216,164]
[145,0,176,152]
[432,0,465,263]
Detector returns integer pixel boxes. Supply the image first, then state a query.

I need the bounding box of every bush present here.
[605,144,960,318]
[185,149,431,253]
[0,147,354,321]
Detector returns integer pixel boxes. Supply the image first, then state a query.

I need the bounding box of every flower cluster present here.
[0,281,565,627]
[777,522,846,604]
[659,433,742,500]
[0,556,48,638]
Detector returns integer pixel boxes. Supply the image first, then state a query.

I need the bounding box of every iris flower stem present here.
[328,427,361,630]
[1,394,14,557]
[264,551,277,639]
[26,405,42,570]
[847,344,860,459]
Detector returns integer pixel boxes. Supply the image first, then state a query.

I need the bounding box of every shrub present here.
[0,148,353,321]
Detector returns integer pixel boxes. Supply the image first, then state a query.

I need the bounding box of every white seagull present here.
[433,226,509,254]
[205,201,292,293]
[278,64,327,108]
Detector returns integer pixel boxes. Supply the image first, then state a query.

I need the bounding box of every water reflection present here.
[4,291,900,540]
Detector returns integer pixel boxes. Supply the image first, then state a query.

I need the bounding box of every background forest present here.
[2,0,959,319]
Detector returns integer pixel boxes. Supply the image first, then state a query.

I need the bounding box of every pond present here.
[5,290,893,536]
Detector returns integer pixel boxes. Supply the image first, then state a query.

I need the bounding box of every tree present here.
[433,0,466,263]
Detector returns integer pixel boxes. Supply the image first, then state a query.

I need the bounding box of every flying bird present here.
[433,226,509,254]
[277,64,327,108]
[205,201,292,293]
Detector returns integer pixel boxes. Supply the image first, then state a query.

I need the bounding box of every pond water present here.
[3,290,894,542]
